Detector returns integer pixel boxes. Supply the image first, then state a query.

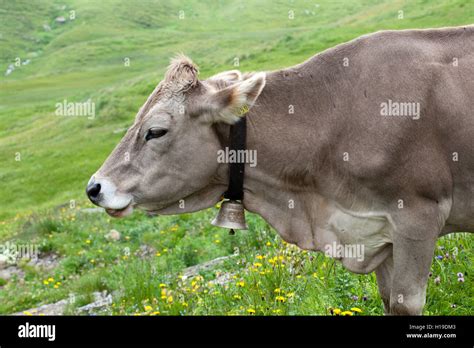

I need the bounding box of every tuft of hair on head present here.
[164,54,199,92]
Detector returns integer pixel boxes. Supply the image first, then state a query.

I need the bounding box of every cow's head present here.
[86,55,265,217]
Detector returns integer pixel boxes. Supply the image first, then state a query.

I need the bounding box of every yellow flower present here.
[233,294,242,300]
[275,296,286,303]
[350,307,363,313]
[312,272,318,278]
[85,240,91,244]
[167,296,173,303]
[159,283,167,288]
[256,255,264,260]
[272,309,282,314]
[43,280,49,285]
[287,292,295,298]
[253,262,263,268]
[181,302,189,307]
[236,281,245,287]
[151,311,160,315]
[155,252,161,257]
[214,239,221,244]
[266,242,272,246]
[90,259,95,263]
[333,308,341,315]
[48,277,54,282]
[341,311,354,316]
[274,288,281,294]
[246,308,256,314]
[144,305,153,311]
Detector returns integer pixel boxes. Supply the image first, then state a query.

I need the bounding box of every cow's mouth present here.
[105,203,134,218]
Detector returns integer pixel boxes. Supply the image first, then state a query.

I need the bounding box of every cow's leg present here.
[389,233,437,315]
[375,254,393,314]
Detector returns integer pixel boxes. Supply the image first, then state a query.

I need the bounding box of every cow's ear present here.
[201,72,266,124]
[207,70,242,84]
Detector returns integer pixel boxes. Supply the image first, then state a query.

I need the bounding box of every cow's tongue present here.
[105,204,133,218]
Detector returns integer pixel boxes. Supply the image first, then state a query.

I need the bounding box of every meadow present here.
[0,0,472,315]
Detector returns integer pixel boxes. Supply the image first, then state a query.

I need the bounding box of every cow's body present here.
[88,26,473,314]
[239,26,473,313]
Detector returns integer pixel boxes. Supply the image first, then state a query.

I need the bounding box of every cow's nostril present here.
[86,183,101,200]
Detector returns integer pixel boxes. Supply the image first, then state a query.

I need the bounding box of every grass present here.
[0,0,473,315]
[0,203,472,315]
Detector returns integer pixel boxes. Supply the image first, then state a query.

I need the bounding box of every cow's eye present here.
[145,128,168,141]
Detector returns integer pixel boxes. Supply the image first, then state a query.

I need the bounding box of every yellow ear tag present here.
[237,104,250,116]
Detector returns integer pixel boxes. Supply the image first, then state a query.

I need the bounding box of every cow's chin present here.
[105,203,134,218]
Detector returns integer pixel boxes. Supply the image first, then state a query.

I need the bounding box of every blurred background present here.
[0,0,472,315]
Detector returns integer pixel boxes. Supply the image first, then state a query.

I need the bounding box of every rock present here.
[105,229,121,241]
[134,244,155,259]
[0,255,8,270]
[77,291,112,313]
[81,207,104,214]
[28,253,59,272]
[55,16,66,24]
[13,299,68,316]
[182,255,234,279]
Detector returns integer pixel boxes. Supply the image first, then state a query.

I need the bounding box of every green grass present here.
[0,0,473,315]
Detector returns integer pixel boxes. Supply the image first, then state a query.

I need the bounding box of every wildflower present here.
[256,255,264,260]
[233,295,242,300]
[275,296,286,303]
[144,305,153,311]
[341,311,354,316]
[272,309,282,314]
[214,239,221,244]
[253,262,263,268]
[274,288,281,294]
[181,302,189,307]
[350,307,362,313]
[159,283,166,288]
[266,242,272,246]
[155,252,161,257]
[48,277,54,282]
[312,272,318,278]
[167,296,173,303]
[236,281,245,287]
[247,308,256,314]
[332,308,341,315]
[151,311,160,315]
[457,272,463,278]
[458,277,465,283]
[23,311,33,316]
[287,292,295,298]
[436,255,443,260]
[43,280,49,285]
[296,275,302,279]
[85,240,91,244]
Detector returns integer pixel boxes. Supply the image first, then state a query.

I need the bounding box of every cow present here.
[87,26,474,315]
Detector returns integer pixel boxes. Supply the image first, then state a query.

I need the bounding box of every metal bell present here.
[211,200,248,232]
